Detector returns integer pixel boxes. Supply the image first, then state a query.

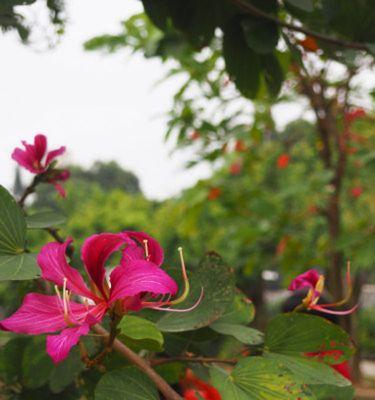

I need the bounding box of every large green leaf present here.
[223,18,261,99]
[26,210,67,229]
[210,322,263,345]
[0,337,30,385]
[285,0,313,12]
[0,185,26,255]
[210,357,313,399]
[0,253,40,281]
[95,367,159,400]
[213,291,255,325]
[261,53,284,96]
[308,383,354,400]
[118,315,164,352]
[265,313,354,364]
[241,18,279,54]
[156,253,235,332]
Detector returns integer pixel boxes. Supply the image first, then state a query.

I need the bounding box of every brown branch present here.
[17,176,40,207]
[92,325,183,400]
[150,356,237,367]
[230,0,369,52]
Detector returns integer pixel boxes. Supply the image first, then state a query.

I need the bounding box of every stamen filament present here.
[143,239,149,260]
[169,247,190,306]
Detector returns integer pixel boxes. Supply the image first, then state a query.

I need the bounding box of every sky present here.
[0,0,214,200]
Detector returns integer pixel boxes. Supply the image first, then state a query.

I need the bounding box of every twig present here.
[92,324,183,400]
[230,0,369,52]
[150,356,237,366]
[18,176,40,207]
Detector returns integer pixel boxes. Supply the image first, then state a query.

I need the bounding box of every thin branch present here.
[92,325,183,400]
[150,356,237,367]
[230,0,369,52]
[18,176,40,207]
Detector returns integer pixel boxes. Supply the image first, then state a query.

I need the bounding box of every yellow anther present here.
[143,239,149,259]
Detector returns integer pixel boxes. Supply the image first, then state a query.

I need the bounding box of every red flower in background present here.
[190,131,201,141]
[208,187,222,201]
[276,236,289,256]
[12,134,70,197]
[299,37,319,52]
[234,139,247,152]
[229,160,242,175]
[277,154,290,169]
[344,108,366,124]
[350,187,363,198]
[181,370,221,400]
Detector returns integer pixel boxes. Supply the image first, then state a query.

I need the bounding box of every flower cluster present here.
[0,231,195,364]
[288,264,357,315]
[12,134,70,197]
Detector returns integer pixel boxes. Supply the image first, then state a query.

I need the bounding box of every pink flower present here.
[288,265,357,316]
[11,134,69,197]
[0,231,181,364]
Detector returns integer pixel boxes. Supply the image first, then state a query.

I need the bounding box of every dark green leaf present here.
[118,315,164,352]
[95,367,159,400]
[213,291,255,325]
[265,313,355,364]
[210,322,264,345]
[261,53,284,96]
[0,337,29,384]
[223,18,261,99]
[142,0,169,30]
[0,253,40,281]
[285,0,314,12]
[0,185,26,255]
[156,253,235,332]
[26,210,66,229]
[241,18,279,54]
[210,357,313,399]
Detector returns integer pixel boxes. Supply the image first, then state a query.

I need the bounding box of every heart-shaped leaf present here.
[0,253,40,281]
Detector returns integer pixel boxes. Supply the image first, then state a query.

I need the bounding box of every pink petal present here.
[47,324,90,364]
[288,269,320,291]
[81,233,125,297]
[1,293,71,334]
[11,148,40,174]
[33,134,47,163]
[109,260,178,305]
[52,182,67,198]
[38,239,96,300]
[45,146,66,166]
[122,231,164,267]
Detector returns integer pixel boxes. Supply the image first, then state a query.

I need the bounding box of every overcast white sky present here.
[0,0,218,199]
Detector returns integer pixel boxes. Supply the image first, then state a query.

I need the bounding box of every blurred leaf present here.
[285,0,313,12]
[214,291,255,325]
[0,337,29,384]
[0,185,26,255]
[0,253,40,281]
[241,18,279,54]
[210,357,313,399]
[308,383,354,399]
[261,53,284,96]
[95,367,159,400]
[265,313,354,363]
[118,315,164,351]
[210,322,264,345]
[156,253,235,332]
[26,210,66,229]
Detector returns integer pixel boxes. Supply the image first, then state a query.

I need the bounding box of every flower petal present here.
[33,134,47,163]
[1,293,70,334]
[38,239,95,300]
[47,324,90,364]
[52,182,67,198]
[122,231,164,267]
[11,148,40,173]
[288,269,321,291]
[81,233,125,296]
[109,260,178,304]
[45,146,66,166]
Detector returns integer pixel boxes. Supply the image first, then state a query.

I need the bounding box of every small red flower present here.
[276,236,288,256]
[208,187,222,201]
[277,154,290,169]
[229,160,242,175]
[234,140,247,152]
[299,37,319,52]
[344,108,366,124]
[181,370,221,400]
[350,187,363,198]
[190,131,201,141]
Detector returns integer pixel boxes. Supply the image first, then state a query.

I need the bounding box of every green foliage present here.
[26,210,66,229]
[0,253,40,281]
[95,367,159,400]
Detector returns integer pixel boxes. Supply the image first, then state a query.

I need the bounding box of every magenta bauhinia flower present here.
[0,231,197,364]
[11,133,70,197]
[288,265,357,316]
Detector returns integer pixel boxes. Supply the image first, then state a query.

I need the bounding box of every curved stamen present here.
[168,247,190,306]
[148,287,204,313]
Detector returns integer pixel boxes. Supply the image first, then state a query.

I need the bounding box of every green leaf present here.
[214,291,255,325]
[0,253,40,281]
[95,367,159,400]
[118,315,164,352]
[0,337,29,384]
[261,53,284,96]
[0,185,26,255]
[210,322,264,345]
[285,0,313,12]
[49,349,83,393]
[210,357,313,399]
[156,253,235,332]
[265,353,351,387]
[241,18,279,54]
[142,0,169,30]
[308,383,354,400]
[22,338,54,389]
[265,313,355,364]
[223,18,261,99]
[26,210,67,229]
